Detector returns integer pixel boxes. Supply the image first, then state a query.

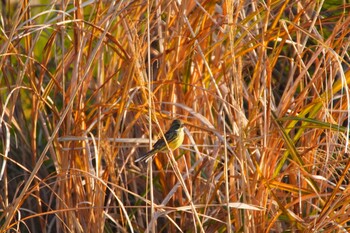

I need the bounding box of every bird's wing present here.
[152,129,172,149]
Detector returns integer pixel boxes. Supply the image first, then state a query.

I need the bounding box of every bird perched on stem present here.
[135,119,184,163]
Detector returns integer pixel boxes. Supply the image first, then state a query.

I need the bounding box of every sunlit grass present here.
[0,0,350,232]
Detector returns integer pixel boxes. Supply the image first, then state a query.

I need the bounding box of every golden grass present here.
[0,0,350,232]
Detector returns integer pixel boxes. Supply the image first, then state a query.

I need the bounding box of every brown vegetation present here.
[0,0,350,232]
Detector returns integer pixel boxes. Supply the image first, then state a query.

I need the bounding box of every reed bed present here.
[0,0,350,232]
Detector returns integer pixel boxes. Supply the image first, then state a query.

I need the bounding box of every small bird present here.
[135,119,185,163]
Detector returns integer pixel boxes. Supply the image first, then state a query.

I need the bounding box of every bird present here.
[135,119,185,163]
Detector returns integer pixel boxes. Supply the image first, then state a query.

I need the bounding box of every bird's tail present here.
[134,149,157,163]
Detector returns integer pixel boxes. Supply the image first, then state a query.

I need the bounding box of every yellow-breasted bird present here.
[135,119,184,163]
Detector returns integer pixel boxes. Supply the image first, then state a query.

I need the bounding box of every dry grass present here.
[0,0,350,232]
